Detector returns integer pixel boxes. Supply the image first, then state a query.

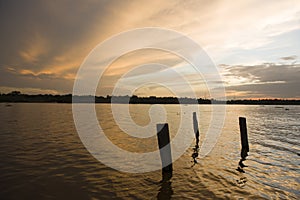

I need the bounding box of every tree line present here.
[0,91,299,105]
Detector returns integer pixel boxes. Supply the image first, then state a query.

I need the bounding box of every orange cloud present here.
[19,33,48,63]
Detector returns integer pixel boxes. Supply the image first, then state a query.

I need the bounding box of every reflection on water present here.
[157,172,173,200]
[191,143,199,167]
[236,176,247,188]
[0,103,299,199]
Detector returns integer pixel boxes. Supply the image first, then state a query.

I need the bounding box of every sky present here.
[0,0,299,99]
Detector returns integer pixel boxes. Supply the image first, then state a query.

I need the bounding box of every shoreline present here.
[1,93,299,105]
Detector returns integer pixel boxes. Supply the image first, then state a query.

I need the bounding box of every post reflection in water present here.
[236,158,248,187]
[157,172,173,200]
[191,140,200,167]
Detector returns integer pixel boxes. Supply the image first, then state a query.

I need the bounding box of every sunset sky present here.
[0,0,299,99]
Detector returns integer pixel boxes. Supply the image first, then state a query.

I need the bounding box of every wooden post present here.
[193,112,200,145]
[157,123,173,172]
[239,117,249,159]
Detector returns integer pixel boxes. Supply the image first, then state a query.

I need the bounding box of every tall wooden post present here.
[193,112,200,146]
[157,123,173,172]
[239,117,249,159]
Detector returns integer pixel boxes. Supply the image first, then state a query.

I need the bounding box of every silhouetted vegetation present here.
[0,91,299,105]
[227,99,300,105]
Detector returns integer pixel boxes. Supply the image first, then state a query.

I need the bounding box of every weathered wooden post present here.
[193,112,200,146]
[157,123,173,172]
[239,117,249,159]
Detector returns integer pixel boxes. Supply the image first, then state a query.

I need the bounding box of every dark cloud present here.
[280,55,297,60]
[223,63,300,98]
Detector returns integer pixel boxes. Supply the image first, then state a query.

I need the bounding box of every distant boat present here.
[285,108,289,110]
[5,104,12,107]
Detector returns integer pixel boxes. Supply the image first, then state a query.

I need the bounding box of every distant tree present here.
[8,91,21,96]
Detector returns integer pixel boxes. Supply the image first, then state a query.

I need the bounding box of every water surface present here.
[0,103,299,199]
